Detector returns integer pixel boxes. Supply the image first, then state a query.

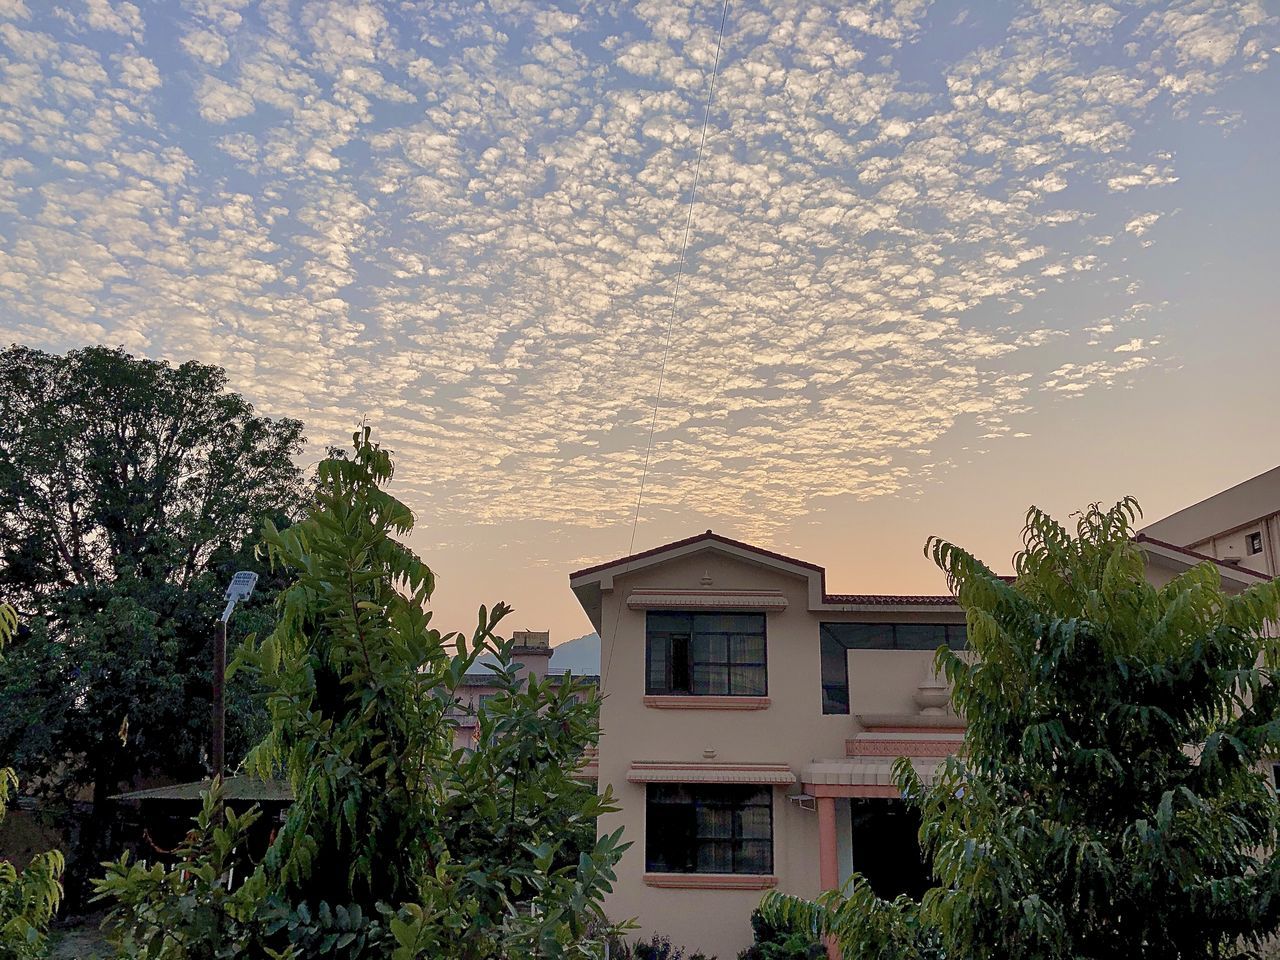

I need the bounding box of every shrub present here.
[736,908,824,960]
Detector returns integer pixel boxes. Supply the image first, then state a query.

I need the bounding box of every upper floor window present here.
[646,612,767,696]
[645,783,773,874]
[1247,532,1263,555]
[819,622,967,715]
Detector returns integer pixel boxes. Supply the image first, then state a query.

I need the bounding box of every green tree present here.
[0,345,306,902]
[0,602,64,960]
[97,428,627,958]
[761,499,1280,959]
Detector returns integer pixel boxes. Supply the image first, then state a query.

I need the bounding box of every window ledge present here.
[643,695,771,710]
[643,873,778,890]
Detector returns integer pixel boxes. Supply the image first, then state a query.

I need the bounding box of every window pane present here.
[697,840,734,873]
[738,804,771,839]
[731,663,767,696]
[731,633,766,664]
[692,631,728,664]
[649,612,692,634]
[696,613,763,635]
[692,663,729,695]
[945,624,968,650]
[895,624,946,650]
[825,622,893,648]
[647,635,669,693]
[820,631,850,714]
[698,805,734,839]
[737,840,772,873]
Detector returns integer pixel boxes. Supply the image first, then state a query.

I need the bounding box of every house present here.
[450,630,598,751]
[1139,465,1280,578]
[569,523,1273,957]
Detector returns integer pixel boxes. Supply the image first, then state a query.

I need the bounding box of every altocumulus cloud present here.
[0,0,1274,540]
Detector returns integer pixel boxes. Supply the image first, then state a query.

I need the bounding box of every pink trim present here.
[643,873,778,890]
[817,796,839,891]
[846,740,960,758]
[644,695,771,710]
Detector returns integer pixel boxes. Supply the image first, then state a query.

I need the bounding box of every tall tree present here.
[761,499,1280,959]
[97,428,627,959]
[0,345,306,901]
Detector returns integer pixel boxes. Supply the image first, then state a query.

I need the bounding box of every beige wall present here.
[593,550,960,956]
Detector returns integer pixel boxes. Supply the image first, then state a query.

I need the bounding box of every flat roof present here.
[1141,465,1280,547]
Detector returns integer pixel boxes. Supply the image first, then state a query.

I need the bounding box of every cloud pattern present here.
[0,0,1274,541]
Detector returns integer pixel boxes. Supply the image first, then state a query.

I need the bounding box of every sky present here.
[1,0,1277,643]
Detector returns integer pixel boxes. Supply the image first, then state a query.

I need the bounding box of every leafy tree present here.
[95,780,279,960]
[0,345,306,901]
[0,602,64,959]
[761,499,1280,959]
[97,428,627,958]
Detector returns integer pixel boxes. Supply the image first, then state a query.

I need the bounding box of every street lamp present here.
[213,571,258,779]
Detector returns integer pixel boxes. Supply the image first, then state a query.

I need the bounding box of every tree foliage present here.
[0,345,306,898]
[0,602,64,960]
[762,499,1280,959]
[97,428,627,958]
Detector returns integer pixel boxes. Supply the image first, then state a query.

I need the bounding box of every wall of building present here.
[593,550,961,956]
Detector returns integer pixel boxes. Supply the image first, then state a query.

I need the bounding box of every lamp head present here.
[225,570,258,603]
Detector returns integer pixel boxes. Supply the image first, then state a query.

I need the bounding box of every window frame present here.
[645,611,768,697]
[1247,532,1264,556]
[644,783,774,875]
[819,622,967,715]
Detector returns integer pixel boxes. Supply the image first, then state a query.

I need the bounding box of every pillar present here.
[817,796,839,891]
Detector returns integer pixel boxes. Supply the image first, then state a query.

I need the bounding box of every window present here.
[819,622,967,715]
[1247,532,1263,556]
[645,784,773,874]
[646,612,767,696]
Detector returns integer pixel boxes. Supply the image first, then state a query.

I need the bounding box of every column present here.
[817,795,839,891]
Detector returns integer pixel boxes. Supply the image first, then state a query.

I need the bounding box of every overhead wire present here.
[601,0,733,688]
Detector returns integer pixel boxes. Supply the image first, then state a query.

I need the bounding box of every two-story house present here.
[569,526,1272,957]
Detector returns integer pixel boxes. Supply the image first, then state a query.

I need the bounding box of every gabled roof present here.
[569,530,960,611]
[1134,534,1271,582]
[569,530,822,579]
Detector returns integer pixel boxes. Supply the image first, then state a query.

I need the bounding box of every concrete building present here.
[451,630,598,751]
[1140,465,1280,578]
[569,528,1272,957]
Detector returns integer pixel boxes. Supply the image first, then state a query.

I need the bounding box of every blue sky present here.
[1,0,1277,638]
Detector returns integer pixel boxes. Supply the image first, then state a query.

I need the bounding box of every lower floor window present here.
[645,783,773,874]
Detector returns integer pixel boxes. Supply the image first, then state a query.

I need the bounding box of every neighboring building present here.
[451,630,598,751]
[569,529,1272,957]
[1139,465,1280,578]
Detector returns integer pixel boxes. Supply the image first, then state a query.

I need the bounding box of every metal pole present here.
[212,617,226,779]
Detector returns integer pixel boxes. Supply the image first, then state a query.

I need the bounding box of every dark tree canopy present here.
[0,344,306,899]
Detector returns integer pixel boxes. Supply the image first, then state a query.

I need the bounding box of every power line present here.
[602,0,732,688]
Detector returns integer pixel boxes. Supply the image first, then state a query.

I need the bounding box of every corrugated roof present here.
[111,776,292,803]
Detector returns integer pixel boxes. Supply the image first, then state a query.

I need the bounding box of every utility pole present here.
[213,571,258,780]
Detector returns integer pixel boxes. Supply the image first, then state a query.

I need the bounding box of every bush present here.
[736,909,824,960]
[630,932,716,960]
